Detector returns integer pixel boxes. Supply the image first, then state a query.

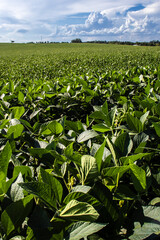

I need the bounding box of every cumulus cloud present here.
[50,2,160,42]
[0,0,159,42]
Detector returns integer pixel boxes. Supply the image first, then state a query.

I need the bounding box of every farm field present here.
[1,43,160,239]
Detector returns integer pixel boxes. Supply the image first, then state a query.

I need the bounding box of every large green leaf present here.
[129,206,160,240]
[105,136,118,166]
[28,148,65,166]
[120,153,151,165]
[64,142,74,158]
[48,120,63,135]
[89,111,106,121]
[127,114,142,133]
[19,182,57,209]
[59,200,99,222]
[81,155,99,184]
[1,195,33,236]
[7,124,24,139]
[106,106,117,127]
[102,100,109,115]
[77,130,99,143]
[114,132,133,157]
[12,166,33,179]
[18,91,25,103]
[65,221,107,240]
[65,120,84,133]
[130,164,146,192]
[92,123,110,132]
[92,182,119,221]
[133,132,149,153]
[10,106,25,119]
[63,192,88,205]
[153,122,160,137]
[0,141,12,181]
[10,173,24,202]
[94,139,106,172]
[40,168,63,203]
[140,111,149,126]
[63,191,100,208]
[103,165,130,180]
[91,143,111,162]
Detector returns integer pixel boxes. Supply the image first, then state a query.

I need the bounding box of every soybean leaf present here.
[102,100,109,115]
[89,111,106,121]
[18,91,25,103]
[19,182,57,210]
[1,195,33,236]
[28,148,65,166]
[65,221,107,240]
[120,153,151,165]
[129,206,160,240]
[91,143,111,162]
[107,106,117,127]
[130,164,146,192]
[64,142,74,158]
[114,132,133,157]
[77,130,99,143]
[92,182,119,221]
[7,124,24,139]
[13,166,33,179]
[140,111,149,126]
[105,136,118,166]
[59,200,99,222]
[65,120,84,133]
[103,166,130,180]
[81,155,99,185]
[63,192,100,208]
[153,122,160,137]
[94,139,106,172]
[10,173,24,202]
[127,114,142,133]
[48,121,63,135]
[40,168,63,203]
[0,141,12,181]
[92,123,110,132]
[10,106,25,119]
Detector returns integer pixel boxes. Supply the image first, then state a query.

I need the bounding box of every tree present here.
[71,38,82,43]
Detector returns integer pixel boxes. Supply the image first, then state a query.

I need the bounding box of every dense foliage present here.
[0,43,160,240]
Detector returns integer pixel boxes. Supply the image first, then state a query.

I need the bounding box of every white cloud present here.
[50,1,160,42]
[0,0,159,42]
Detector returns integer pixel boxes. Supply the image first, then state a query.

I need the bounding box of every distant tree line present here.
[85,40,160,46]
[26,39,160,46]
[70,39,160,46]
[69,39,160,46]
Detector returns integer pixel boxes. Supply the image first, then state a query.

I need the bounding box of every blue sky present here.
[0,0,160,42]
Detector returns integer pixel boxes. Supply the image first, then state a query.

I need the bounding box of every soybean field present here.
[1,43,160,240]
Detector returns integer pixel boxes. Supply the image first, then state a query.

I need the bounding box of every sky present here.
[0,0,160,43]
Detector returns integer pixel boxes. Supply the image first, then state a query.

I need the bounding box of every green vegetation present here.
[0,43,160,240]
